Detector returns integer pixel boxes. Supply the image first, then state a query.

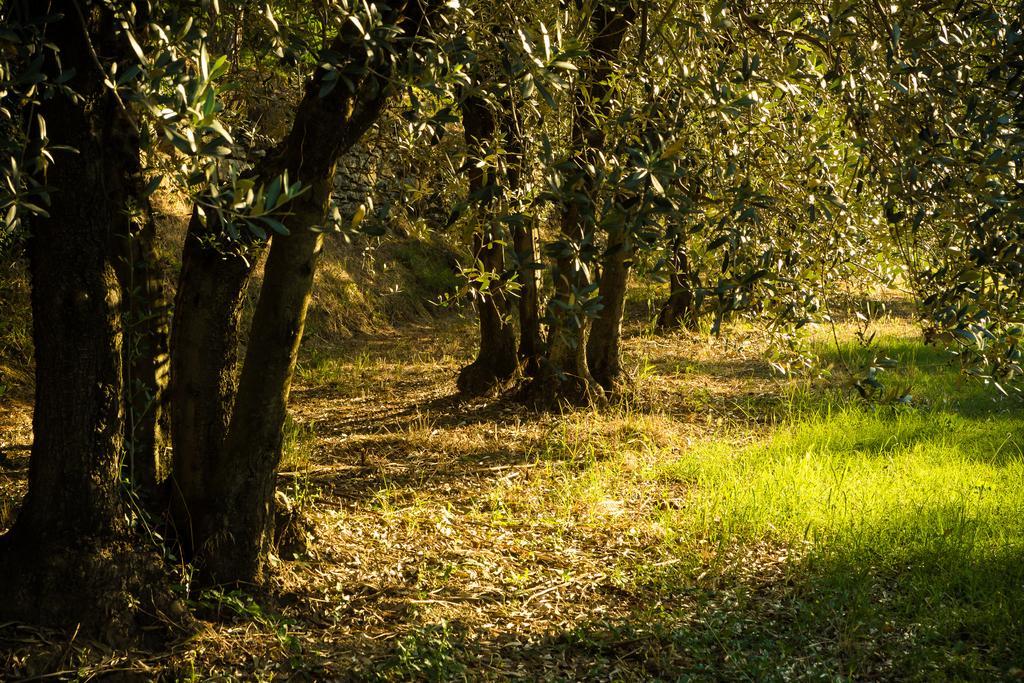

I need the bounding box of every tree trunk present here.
[527,2,635,407]
[0,1,170,638]
[458,229,519,394]
[657,234,698,331]
[511,218,544,374]
[457,96,518,395]
[500,108,544,375]
[184,2,439,583]
[206,194,327,583]
[168,211,258,557]
[530,200,605,406]
[115,211,170,497]
[11,92,126,550]
[588,224,632,390]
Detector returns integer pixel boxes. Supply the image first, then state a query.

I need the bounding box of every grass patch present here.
[7,313,1022,680]
[617,334,1023,678]
[281,414,318,472]
[461,328,1024,679]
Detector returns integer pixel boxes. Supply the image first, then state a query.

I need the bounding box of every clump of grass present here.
[372,621,468,681]
[281,415,317,472]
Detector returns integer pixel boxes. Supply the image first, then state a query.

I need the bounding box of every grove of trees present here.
[0,0,1020,642]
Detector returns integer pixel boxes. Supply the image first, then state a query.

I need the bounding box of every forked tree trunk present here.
[587,223,632,390]
[527,1,635,407]
[183,1,439,583]
[657,234,698,331]
[207,193,327,582]
[457,96,518,395]
[501,108,544,375]
[0,1,169,638]
[531,199,605,406]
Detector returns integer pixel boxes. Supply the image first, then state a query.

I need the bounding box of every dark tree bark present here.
[587,223,632,390]
[512,218,544,374]
[179,0,441,584]
[210,194,327,583]
[168,215,257,557]
[115,210,170,497]
[527,1,635,407]
[501,108,545,375]
[457,95,519,395]
[0,1,171,638]
[12,68,125,548]
[657,234,699,331]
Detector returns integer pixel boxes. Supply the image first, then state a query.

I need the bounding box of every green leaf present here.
[262,216,290,236]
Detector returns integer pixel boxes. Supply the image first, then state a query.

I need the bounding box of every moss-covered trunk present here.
[531,197,605,406]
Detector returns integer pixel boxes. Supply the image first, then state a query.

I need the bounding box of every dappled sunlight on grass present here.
[447,322,1024,678]
[11,311,1015,678]
[272,314,1024,679]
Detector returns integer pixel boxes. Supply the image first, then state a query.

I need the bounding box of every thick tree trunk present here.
[457,96,518,395]
[184,2,439,583]
[588,224,632,390]
[12,103,126,547]
[168,211,257,556]
[115,212,170,497]
[527,2,635,407]
[657,235,698,331]
[0,1,170,638]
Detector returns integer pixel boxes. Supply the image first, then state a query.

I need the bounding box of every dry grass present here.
[2,299,1022,680]
[1,310,775,678]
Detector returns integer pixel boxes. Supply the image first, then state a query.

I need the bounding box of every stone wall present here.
[332,116,465,236]
[332,131,403,230]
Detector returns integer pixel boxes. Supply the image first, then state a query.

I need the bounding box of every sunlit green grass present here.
[661,392,1022,555]
[280,321,1022,679]
[655,336,1024,679]
[520,332,1024,679]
